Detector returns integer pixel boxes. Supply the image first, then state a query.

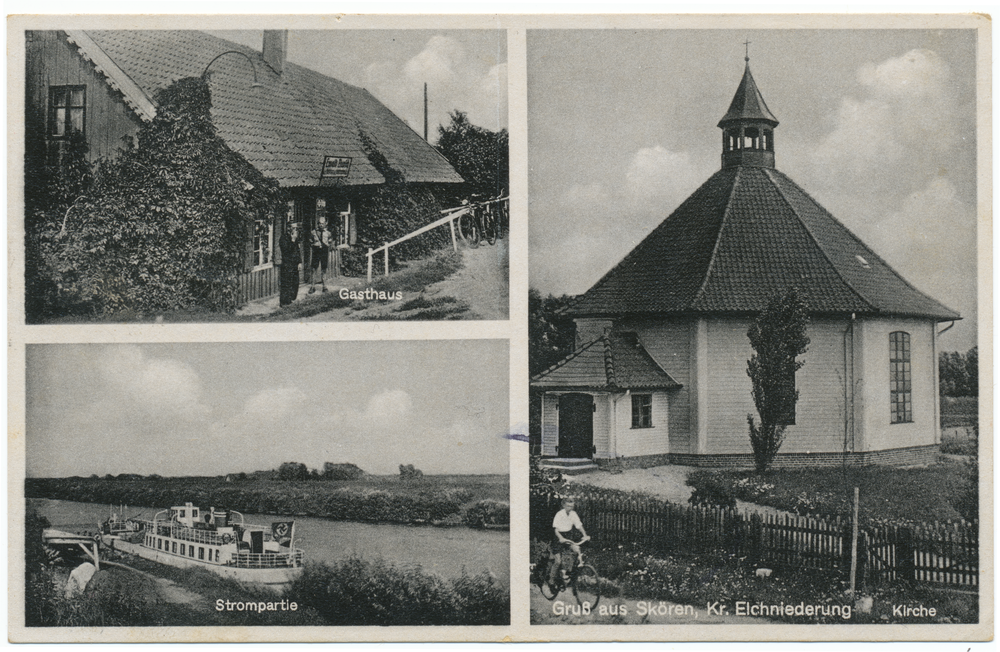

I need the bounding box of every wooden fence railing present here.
[365,196,509,282]
[531,492,978,589]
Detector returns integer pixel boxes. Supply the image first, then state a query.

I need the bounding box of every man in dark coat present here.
[278,222,301,307]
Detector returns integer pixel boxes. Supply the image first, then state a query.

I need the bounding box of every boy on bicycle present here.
[549,497,590,586]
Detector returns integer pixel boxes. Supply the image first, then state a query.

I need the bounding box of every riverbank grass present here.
[26,473,509,528]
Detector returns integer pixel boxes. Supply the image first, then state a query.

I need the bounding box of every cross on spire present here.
[744,39,751,62]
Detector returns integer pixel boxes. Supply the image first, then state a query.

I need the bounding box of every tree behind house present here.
[746,288,810,473]
[939,346,978,397]
[435,110,509,199]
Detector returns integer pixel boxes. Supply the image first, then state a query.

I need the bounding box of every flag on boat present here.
[271,521,294,547]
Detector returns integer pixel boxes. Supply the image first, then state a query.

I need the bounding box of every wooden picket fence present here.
[531,492,978,589]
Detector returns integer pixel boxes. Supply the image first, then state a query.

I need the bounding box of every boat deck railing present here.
[135,518,279,550]
[143,521,230,546]
[231,549,304,569]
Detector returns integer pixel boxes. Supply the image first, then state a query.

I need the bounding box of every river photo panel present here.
[20,340,510,633]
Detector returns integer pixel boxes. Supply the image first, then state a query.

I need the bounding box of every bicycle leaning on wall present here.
[457,195,509,248]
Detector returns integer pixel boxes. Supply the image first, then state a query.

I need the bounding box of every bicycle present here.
[457,202,480,247]
[533,538,601,608]
[457,196,507,248]
[494,196,509,240]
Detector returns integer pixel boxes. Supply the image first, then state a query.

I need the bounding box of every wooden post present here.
[849,486,859,597]
[367,247,373,282]
[449,218,457,251]
[384,243,389,276]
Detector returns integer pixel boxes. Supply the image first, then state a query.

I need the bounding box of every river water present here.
[29,498,509,585]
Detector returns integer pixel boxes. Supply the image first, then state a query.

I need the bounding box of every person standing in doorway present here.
[278,221,301,306]
[309,215,332,294]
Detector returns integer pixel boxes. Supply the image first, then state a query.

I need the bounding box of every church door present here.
[558,393,594,458]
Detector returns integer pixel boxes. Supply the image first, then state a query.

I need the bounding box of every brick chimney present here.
[262,30,288,75]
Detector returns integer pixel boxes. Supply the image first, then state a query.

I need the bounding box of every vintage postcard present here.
[7,11,992,645]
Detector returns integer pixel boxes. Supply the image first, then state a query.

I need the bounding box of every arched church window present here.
[889,332,912,423]
[763,129,774,152]
[744,126,760,150]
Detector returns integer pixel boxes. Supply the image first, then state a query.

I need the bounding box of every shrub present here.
[322,462,365,481]
[688,480,737,509]
[464,500,510,528]
[451,571,510,625]
[290,558,491,626]
[85,568,162,624]
[399,464,424,480]
[290,557,460,626]
[32,77,281,317]
[951,426,979,524]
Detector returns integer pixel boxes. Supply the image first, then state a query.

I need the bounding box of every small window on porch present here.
[252,216,274,269]
[338,201,357,248]
[631,394,652,428]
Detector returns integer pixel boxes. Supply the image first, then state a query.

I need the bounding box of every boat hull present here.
[104,537,301,591]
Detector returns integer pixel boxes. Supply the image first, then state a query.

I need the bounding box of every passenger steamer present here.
[100,502,303,590]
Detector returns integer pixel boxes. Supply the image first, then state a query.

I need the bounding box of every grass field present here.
[941,395,978,428]
[687,458,969,524]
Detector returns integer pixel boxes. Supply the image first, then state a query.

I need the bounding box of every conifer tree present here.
[746,288,810,472]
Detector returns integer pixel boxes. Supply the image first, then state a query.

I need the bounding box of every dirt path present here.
[530,588,768,625]
[239,239,508,321]
[569,466,791,519]
[567,465,695,504]
[101,560,209,610]
[422,238,508,320]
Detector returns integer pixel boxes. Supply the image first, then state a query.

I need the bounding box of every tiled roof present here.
[71,30,464,188]
[718,63,778,127]
[567,166,959,321]
[531,333,681,391]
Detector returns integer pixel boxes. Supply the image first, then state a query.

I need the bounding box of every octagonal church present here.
[531,57,959,470]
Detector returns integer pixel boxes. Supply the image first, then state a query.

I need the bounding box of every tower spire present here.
[718,55,778,169]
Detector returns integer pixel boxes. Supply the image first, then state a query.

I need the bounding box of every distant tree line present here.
[276,462,365,481]
[939,346,978,397]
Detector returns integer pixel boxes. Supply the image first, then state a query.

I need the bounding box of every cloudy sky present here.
[207,29,508,136]
[528,30,978,351]
[26,342,509,478]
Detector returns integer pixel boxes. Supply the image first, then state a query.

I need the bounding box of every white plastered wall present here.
[855,317,938,451]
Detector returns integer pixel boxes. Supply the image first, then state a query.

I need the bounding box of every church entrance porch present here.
[557,393,594,459]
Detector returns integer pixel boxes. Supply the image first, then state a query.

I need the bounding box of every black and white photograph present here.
[23,341,510,629]
[527,28,985,627]
[8,10,991,647]
[23,28,509,323]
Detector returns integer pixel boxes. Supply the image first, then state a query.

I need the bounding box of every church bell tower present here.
[718,52,778,169]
